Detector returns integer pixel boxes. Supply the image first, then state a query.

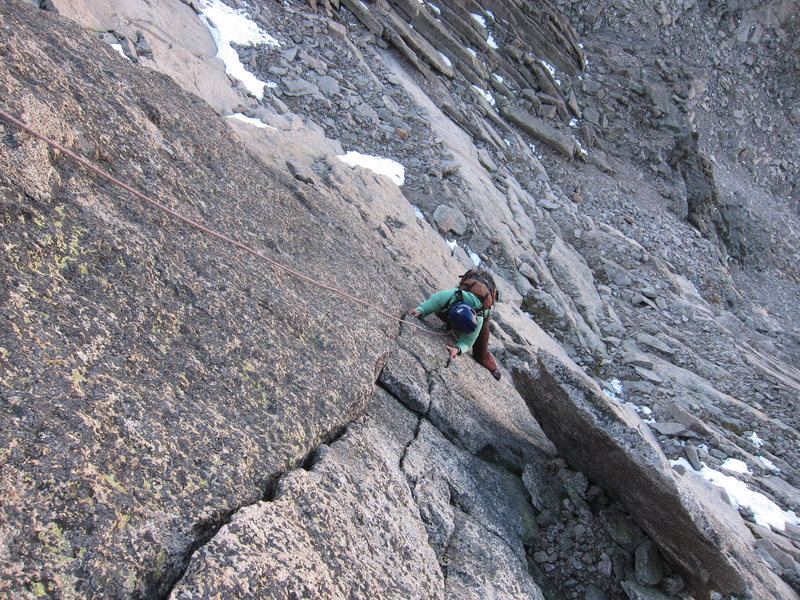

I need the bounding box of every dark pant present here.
[472,319,498,372]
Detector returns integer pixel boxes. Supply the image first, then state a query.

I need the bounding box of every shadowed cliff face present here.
[3,0,800,599]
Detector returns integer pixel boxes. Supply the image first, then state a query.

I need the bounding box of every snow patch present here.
[672,458,800,531]
[438,52,453,68]
[109,43,131,61]
[198,0,279,100]
[758,456,780,472]
[467,247,481,266]
[721,458,750,474]
[226,114,277,130]
[472,85,495,106]
[539,59,561,85]
[471,13,487,28]
[337,151,405,186]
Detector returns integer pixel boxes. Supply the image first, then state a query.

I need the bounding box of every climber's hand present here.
[445,346,459,359]
[407,308,421,318]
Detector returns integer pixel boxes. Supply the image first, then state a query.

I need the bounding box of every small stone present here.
[651,422,687,437]
[634,540,664,586]
[432,204,467,236]
[621,352,654,370]
[662,573,685,595]
[538,198,560,210]
[286,159,315,185]
[327,20,348,40]
[585,584,608,600]
[684,444,702,470]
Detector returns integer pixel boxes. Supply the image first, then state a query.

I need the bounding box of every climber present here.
[407,269,502,381]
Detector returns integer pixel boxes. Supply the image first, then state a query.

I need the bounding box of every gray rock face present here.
[3,0,800,598]
[0,4,395,597]
[171,390,446,599]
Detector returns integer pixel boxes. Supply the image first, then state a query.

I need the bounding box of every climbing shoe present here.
[491,369,501,381]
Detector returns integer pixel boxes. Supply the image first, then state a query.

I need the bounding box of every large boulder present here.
[510,350,798,600]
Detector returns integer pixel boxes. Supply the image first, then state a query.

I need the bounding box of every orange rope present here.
[0,106,448,337]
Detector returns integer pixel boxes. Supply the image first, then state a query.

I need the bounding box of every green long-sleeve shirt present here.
[415,289,485,354]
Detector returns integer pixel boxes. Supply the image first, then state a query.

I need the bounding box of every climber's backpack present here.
[456,269,498,316]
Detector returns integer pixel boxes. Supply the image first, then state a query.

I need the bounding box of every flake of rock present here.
[563,470,590,499]
[755,538,797,571]
[588,151,616,174]
[119,36,138,61]
[299,50,328,72]
[621,579,672,600]
[755,475,800,515]
[622,352,654,370]
[641,285,659,300]
[440,159,460,177]
[134,31,152,56]
[669,403,715,437]
[684,444,702,470]
[432,204,467,236]
[268,65,289,77]
[501,106,577,157]
[631,294,658,309]
[519,262,540,286]
[597,553,614,577]
[785,523,800,544]
[651,422,687,437]
[662,573,685,596]
[602,510,646,553]
[327,20,348,40]
[522,463,563,512]
[613,270,633,286]
[354,102,380,123]
[633,366,663,384]
[286,159,315,184]
[282,78,320,96]
[282,47,299,62]
[538,198,561,210]
[634,540,664,586]
[636,333,675,356]
[477,148,497,172]
[467,233,491,255]
[316,74,340,96]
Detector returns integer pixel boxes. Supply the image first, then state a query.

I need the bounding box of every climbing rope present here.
[0,106,449,337]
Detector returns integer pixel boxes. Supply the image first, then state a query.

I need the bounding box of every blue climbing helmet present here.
[449,302,478,333]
